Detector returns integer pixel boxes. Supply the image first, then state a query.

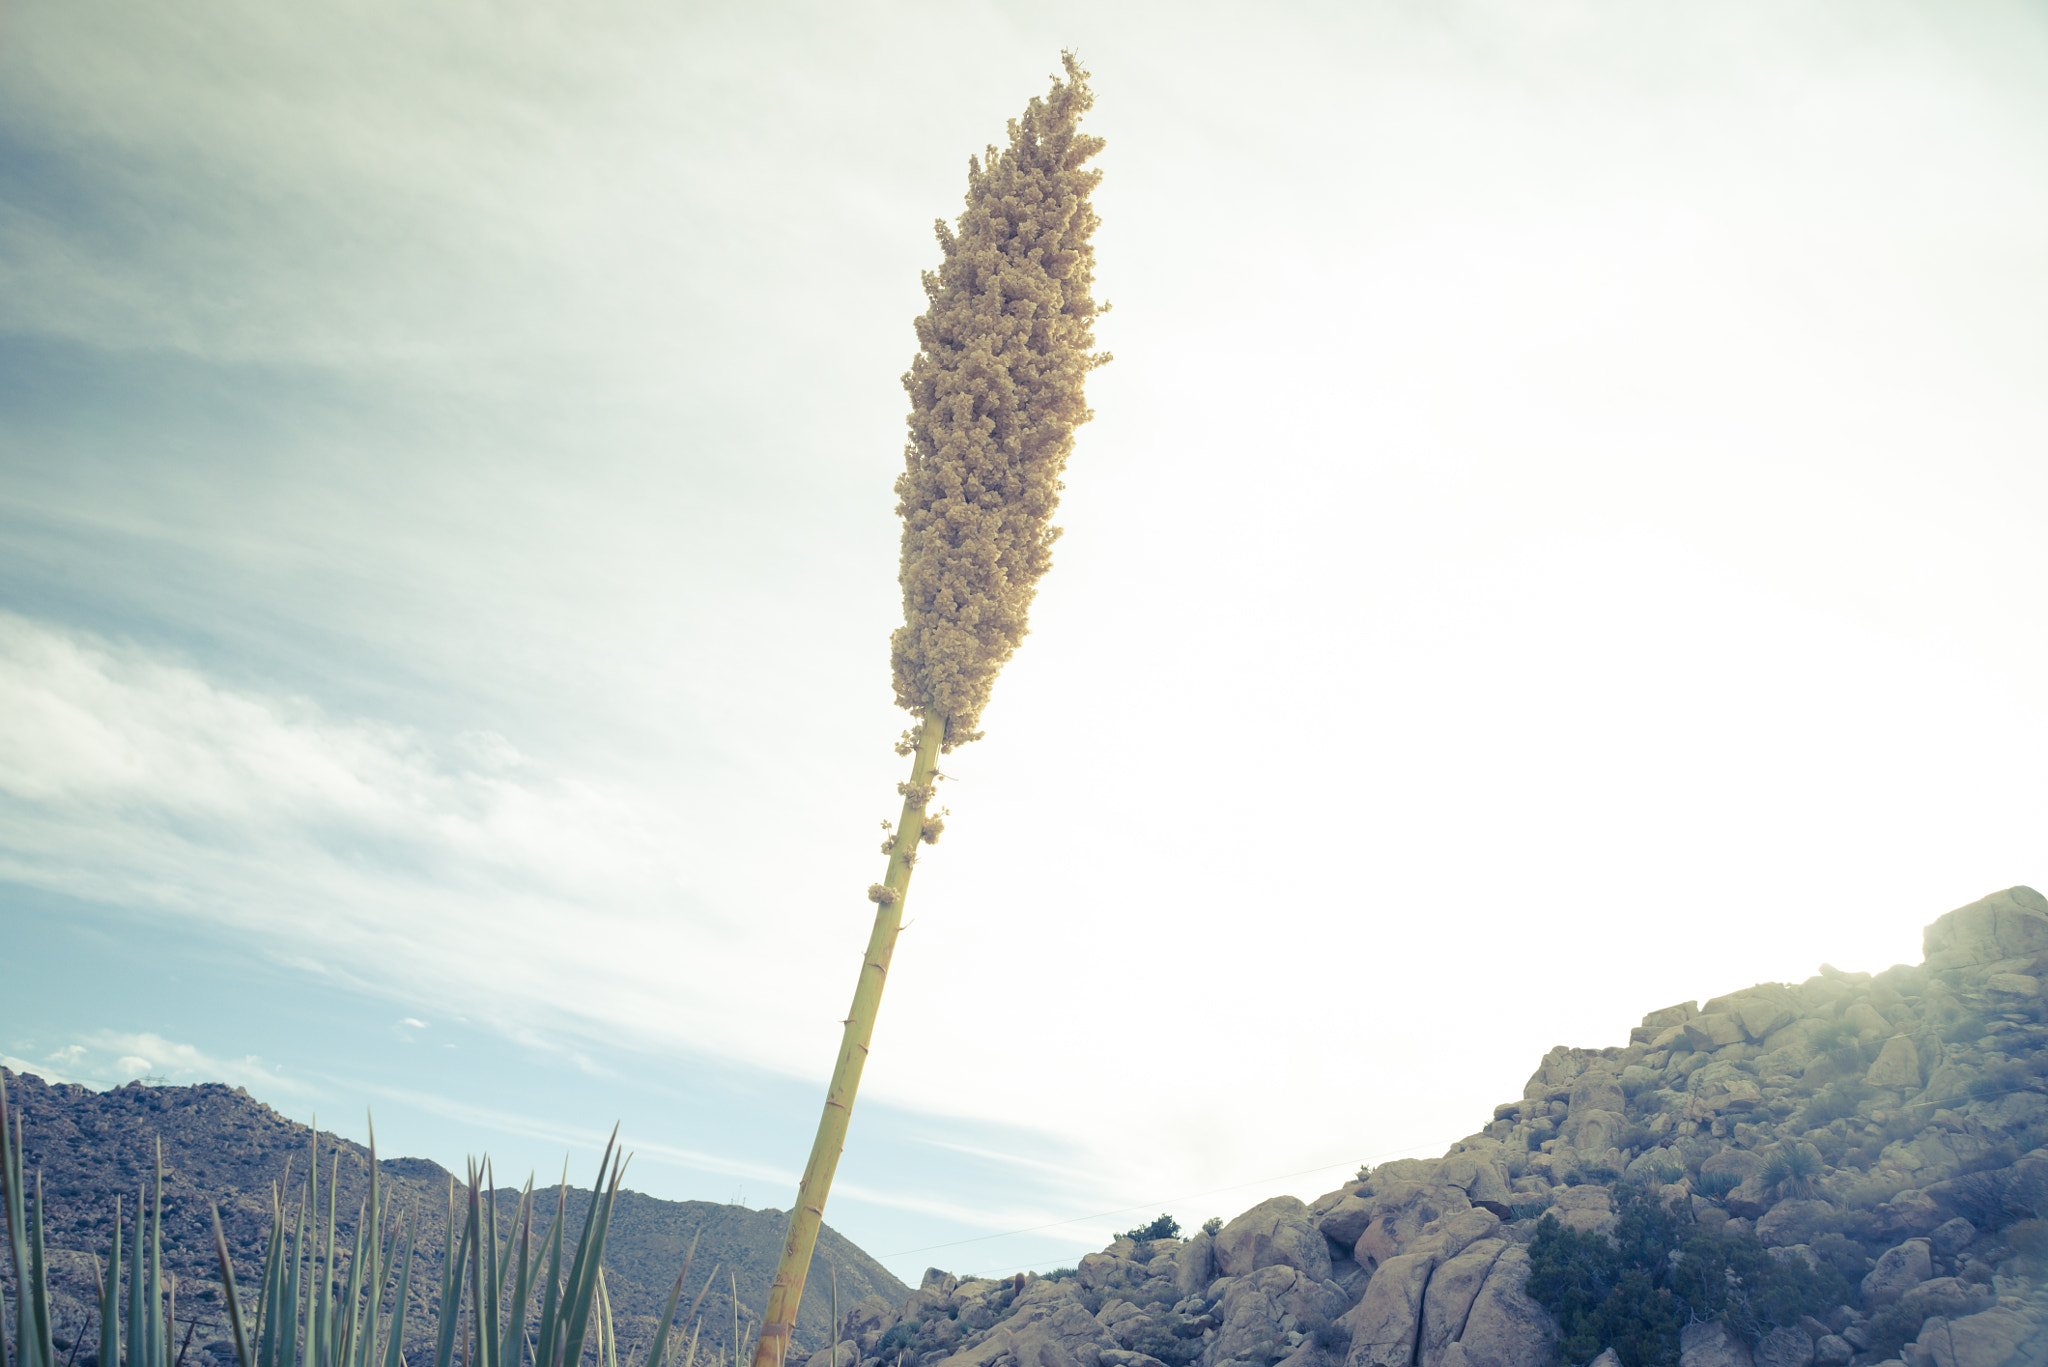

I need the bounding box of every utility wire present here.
[879,1136,1451,1262]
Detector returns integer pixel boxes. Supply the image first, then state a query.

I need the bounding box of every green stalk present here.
[752,52,1104,1367]
[127,1181,146,1367]
[751,707,944,1367]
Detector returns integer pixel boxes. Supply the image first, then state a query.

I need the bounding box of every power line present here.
[880,1135,1450,1263]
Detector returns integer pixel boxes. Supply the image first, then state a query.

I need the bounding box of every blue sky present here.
[3,0,2046,1287]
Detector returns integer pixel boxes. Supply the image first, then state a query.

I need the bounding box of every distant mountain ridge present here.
[0,1074,908,1366]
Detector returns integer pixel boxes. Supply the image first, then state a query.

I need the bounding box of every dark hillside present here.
[0,1072,908,1367]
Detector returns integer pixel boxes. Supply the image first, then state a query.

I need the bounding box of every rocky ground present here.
[819,887,2048,1367]
[0,1076,906,1367]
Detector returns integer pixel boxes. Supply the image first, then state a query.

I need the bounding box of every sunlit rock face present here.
[874,887,2048,1367]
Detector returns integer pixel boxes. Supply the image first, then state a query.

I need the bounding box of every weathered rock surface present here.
[1678,1318,1754,1367]
[1217,1198,1332,1282]
[1861,1237,1933,1306]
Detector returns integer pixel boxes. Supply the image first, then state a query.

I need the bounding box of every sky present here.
[3,0,2046,1290]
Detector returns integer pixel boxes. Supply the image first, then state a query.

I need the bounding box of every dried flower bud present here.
[867,883,900,905]
[890,51,1108,752]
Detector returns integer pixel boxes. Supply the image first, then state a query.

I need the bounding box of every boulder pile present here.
[826,888,2048,1367]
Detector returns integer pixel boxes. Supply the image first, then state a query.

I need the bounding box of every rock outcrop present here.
[865,888,2048,1367]
[11,887,2048,1367]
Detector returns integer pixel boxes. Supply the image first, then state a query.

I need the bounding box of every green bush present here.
[1693,1170,1742,1201]
[1799,1080,1873,1129]
[1969,1061,2032,1103]
[1122,1214,1181,1242]
[1862,1302,1928,1361]
[1306,1315,1345,1354]
[1201,1216,1224,1237]
[1119,1315,1201,1367]
[1526,1186,1855,1367]
[1758,1143,1824,1200]
[1809,1233,1869,1281]
[877,1323,921,1355]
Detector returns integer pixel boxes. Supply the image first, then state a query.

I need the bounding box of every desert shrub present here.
[1938,1009,1991,1045]
[1044,1267,1077,1280]
[1805,1129,1850,1166]
[1201,1216,1223,1236]
[1670,1224,1854,1345]
[1969,1061,2032,1103]
[1526,1186,1854,1367]
[1675,1137,1714,1176]
[2006,1218,2048,1260]
[1809,1233,1869,1281]
[1120,1315,1201,1367]
[1936,1169,2024,1227]
[878,1323,921,1355]
[1123,1214,1181,1242]
[1863,1302,1928,1361]
[1958,1140,2020,1177]
[1571,1165,1621,1187]
[1305,1314,1345,1354]
[1694,1170,1742,1201]
[1511,1198,1554,1222]
[1759,1143,1824,1200]
[1800,1080,1873,1128]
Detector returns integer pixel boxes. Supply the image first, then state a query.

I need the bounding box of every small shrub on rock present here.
[1693,1170,1742,1202]
[1862,1302,1929,1362]
[1121,1314,1202,1367]
[1123,1214,1181,1242]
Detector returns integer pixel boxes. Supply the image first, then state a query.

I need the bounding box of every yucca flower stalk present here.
[750,52,1108,1367]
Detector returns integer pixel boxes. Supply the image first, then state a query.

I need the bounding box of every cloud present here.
[1,1052,93,1088]
[83,1032,310,1096]
[0,608,740,1048]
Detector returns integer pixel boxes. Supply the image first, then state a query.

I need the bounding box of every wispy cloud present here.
[1,1052,93,1088]
[55,1031,312,1096]
[0,608,747,1049]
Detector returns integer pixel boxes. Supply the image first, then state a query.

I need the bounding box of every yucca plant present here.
[2,1073,56,1367]
[3,1077,178,1367]
[212,1123,708,1367]
[750,50,1108,1367]
[3,1074,710,1367]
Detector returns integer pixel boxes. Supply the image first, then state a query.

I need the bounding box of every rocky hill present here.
[827,887,2048,1367]
[10,887,2048,1367]
[0,1076,907,1367]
